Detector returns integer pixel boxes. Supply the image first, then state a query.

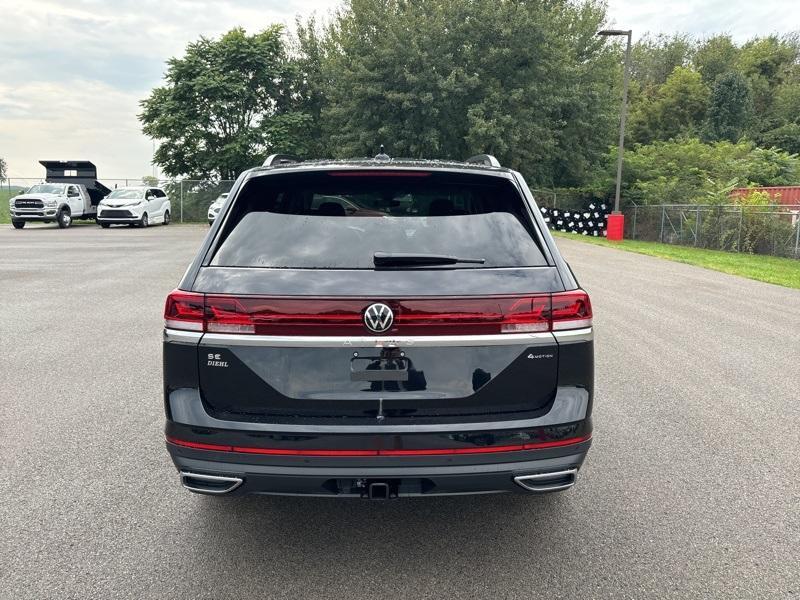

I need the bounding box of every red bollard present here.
[606,213,625,241]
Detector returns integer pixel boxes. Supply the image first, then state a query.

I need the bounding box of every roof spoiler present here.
[263,154,302,167]
[464,154,501,167]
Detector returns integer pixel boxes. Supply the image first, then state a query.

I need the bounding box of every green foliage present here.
[758,82,800,152]
[141,175,159,186]
[614,139,800,205]
[629,34,694,88]
[759,122,800,154]
[626,33,800,153]
[137,5,800,205]
[629,67,709,143]
[706,71,752,142]
[292,16,328,159]
[139,27,311,179]
[316,0,618,187]
[0,157,6,182]
[694,35,739,84]
[736,36,798,82]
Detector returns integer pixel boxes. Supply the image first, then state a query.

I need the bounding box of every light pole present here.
[597,28,632,241]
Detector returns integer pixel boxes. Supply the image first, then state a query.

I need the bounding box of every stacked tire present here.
[540,203,610,237]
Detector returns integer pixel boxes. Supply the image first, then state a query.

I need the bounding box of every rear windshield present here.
[211,171,546,269]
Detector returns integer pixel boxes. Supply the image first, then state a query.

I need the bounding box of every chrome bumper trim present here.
[198,331,557,348]
[163,328,203,344]
[553,327,593,344]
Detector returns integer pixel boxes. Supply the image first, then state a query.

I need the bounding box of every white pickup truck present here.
[9,160,110,229]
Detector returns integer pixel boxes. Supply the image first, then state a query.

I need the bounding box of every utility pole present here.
[597,28,632,241]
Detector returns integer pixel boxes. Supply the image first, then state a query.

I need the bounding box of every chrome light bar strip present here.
[197,331,558,348]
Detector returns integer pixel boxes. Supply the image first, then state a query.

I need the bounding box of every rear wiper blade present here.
[373,252,486,267]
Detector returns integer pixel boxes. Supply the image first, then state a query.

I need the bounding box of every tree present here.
[630,34,695,89]
[736,35,800,118]
[629,67,709,143]
[0,157,6,182]
[139,27,312,179]
[316,0,618,187]
[142,175,159,186]
[706,71,752,142]
[615,138,800,206]
[293,16,328,159]
[694,35,739,84]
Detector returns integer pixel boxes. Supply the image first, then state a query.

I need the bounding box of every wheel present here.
[12,220,25,229]
[163,210,170,225]
[100,223,110,229]
[57,208,72,229]
[139,213,149,228]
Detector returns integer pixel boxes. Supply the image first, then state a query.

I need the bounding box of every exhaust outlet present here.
[180,471,243,495]
[514,469,577,493]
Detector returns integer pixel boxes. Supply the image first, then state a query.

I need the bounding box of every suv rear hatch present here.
[169,169,590,424]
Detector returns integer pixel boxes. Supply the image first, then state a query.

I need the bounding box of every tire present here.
[100,223,110,229]
[139,213,149,228]
[163,210,170,225]
[57,208,72,229]
[12,220,25,229]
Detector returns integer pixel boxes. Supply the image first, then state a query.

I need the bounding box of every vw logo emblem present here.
[363,303,394,333]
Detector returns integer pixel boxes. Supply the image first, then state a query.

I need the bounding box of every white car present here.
[97,186,171,228]
[208,193,228,225]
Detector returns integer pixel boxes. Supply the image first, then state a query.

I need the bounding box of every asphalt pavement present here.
[1,223,798,599]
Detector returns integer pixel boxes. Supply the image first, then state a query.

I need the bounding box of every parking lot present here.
[1,223,798,599]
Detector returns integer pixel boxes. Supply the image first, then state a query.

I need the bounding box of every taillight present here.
[163,291,591,334]
[550,291,592,330]
[164,290,205,331]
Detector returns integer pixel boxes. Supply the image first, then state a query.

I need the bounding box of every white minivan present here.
[97,187,171,228]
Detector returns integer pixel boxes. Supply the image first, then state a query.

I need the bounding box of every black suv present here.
[163,154,593,498]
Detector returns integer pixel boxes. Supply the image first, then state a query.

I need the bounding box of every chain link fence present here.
[3,177,235,223]
[627,204,800,259]
[6,176,800,259]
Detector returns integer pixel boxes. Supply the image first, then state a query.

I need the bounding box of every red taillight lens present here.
[550,291,592,330]
[163,291,591,334]
[204,296,256,334]
[206,297,364,335]
[164,290,205,331]
[200,296,551,336]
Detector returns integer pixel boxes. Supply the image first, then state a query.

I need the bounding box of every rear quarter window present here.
[211,170,547,270]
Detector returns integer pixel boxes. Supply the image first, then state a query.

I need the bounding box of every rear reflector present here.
[166,434,591,456]
[164,290,591,335]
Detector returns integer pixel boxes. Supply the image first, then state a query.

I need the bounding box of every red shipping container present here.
[730,186,800,205]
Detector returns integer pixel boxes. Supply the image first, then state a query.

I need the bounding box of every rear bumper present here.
[164,386,592,497]
[168,442,590,497]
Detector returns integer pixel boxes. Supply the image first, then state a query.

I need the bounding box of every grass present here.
[552,230,800,290]
[0,189,13,223]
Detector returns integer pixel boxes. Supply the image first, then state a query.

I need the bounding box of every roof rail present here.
[465,154,501,168]
[263,154,301,167]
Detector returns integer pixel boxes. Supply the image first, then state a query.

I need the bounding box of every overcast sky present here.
[1,0,798,180]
